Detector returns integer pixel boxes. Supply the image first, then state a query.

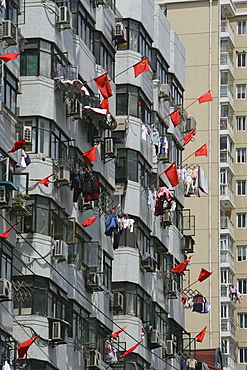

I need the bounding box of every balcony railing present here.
[220,250,234,268]
[220,216,234,235]
[220,184,234,205]
[221,318,236,336]
[222,354,236,369]
[220,84,234,106]
[221,20,234,42]
[220,150,234,169]
[220,52,234,75]
[220,117,233,136]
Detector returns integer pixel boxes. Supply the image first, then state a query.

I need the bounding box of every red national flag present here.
[170,256,192,274]
[196,326,207,342]
[82,216,98,228]
[94,73,113,98]
[0,51,23,63]
[111,326,127,339]
[133,57,149,77]
[195,144,207,157]
[37,173,54,187]
[183,129,195,146]
[17,335,39,359]
[169,109,181,127]
[198,268,212,282]
[118,342,142,358]
[100,98,109,112]
[83,146,97,166]
[198,91,213,104]
[8,139,26,153]
[164,163,179,187]
[0,221,19,239]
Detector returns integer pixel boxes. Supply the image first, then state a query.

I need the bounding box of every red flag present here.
[82,216,98,228]
[37,173,54,187]
[8,140,26,153]
[111,326,127,339]
[198,268,212,282]
[170,256,192,274]
[118,342,142,358]
[195,144,207,157]
[94,73,113,98]
[83,146,98,166]
[0,51,23,63]
[198,91,213,104]
[0,221,19,239]
[183,129,195,146]
[196,326,207,342]
[169,109,181,127]
[17,335,39,359]
[100,98,109,112]
[164,163,179,187]
[133,57,149,77]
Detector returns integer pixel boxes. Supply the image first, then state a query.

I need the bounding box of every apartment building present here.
[0,0,199,369]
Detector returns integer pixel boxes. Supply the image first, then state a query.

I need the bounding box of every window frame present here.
[237,116,246,131]
[237,52,246,67]
[236,148,246,163]
[237,212,247,228]
[237,21,246,36]
[238,279,247,295]
[236,84,246,99]
[237,246,247,261]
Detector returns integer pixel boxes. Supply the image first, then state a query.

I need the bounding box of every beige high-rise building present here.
[156,0,247,370]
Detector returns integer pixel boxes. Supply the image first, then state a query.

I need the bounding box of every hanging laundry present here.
[198,166,208,194]
[105,341,118,363]
[105,212,119,236]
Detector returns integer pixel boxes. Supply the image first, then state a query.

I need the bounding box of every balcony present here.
[221,20,235,47]
[220,184,235,210]
[220,250,235,270]
[221,0,236,18]
[220,117,233,138]
[220,52,234,76]
[221,318,236,337]
[220,150,234,172]
[222,355,236,370]
[220,216,234,239]
[220,84,234,108]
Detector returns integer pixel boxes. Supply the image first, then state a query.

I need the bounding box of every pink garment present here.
[229,285,237,294]
[156,187,173,201]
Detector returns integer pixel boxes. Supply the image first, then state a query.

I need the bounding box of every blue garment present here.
[105,213,118,236]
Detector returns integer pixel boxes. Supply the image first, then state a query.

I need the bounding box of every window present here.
[237,213,246,228]
[2,0,18,24]
[4,68,17,114]
[238,313,247,328]
[239,348,247,363]
[236,84,246,99]
[103,252,112,290]
[236,148,246,163]
[237,246,247,261]
[152,50,169,84]
[94,32,115,78]
[237,21,246,35]
[20,39,52,77]
[220,236,233,253]
[238,279,247,294]
[237,116,246,131]
[222,339,228,354]
[0,241,12,281]
[237,180,246,195]
[237,52,246,67]
[74,5,94,54]
[221,269,233,284]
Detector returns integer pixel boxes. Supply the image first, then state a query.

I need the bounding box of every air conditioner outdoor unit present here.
[112,291,124,309]
[183,236,195,253]
[2,20,17,45]
[88,349,102,369]
[0,279,12,300]
[159,84,171,100]
[23,126,32,143]
[0,186,12,208]
[114,118,129,131]
[105,138,116,157]
[52,321,67,342]
[150,329,161,345]
[56,167,70,187]
[70,99,82,119]
[142,258,155,272]
[54,240,68,261]
[58,6,72,29]
[161,212,172,227]
[114,22,127,44]
[86,273,103,291]
[185,117,196,131]
[166,339,176,357]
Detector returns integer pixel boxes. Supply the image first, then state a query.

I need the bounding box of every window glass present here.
[237,116,246,131]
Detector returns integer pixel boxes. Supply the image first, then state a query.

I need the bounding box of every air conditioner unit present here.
[112,291,124,309]
[182,236,195,253]
[70,99,82,119]
[185,117,197,131]
[161,212,172,227]
[86,273,103,292]
[159,150,170,163]
[52,321,67,342]
[54,240,68,261]
[0,279,12,300]
[114,22,127,44]
[23,126,32,143]
[114,118,129,131]
[150,329,161,345]
[142,258,155,272]
[105,138,116,158]
[2,20,17,45]
[58,6,72,29]
[88,349,102,369]
[0,186,12,208]
[159,84,171,100]
[166,339,176,357]
[56,167,70,187]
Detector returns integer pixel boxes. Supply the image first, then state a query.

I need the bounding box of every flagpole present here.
[66,227,84,243]
[16,173,55,196]
[181,279,199,292]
